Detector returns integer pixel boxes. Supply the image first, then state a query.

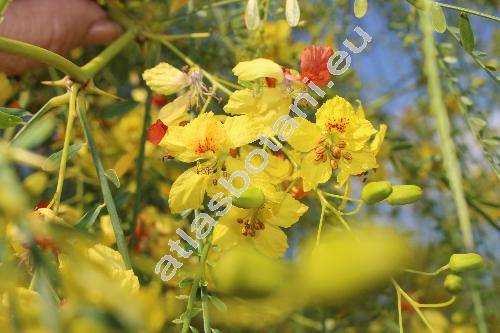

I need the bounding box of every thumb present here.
[83,19,123,45]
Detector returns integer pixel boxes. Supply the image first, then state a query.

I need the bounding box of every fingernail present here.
[84,20,123,45]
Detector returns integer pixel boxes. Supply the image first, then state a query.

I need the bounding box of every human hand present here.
[0,0,122,75]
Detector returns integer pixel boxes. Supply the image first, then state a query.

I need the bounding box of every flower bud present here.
[142,63,191,95]
[213,246,288,297]
[406,0,429,10]
[361,181,393,204]
[444,274,464,294]
[449,253,484,273]
[232,186,265,209]
[386,185,422,205]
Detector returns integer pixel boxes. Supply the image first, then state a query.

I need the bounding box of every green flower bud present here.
[386,185,422,205]
[232,186,265,209]
[444,274,464,294]
[213,246,288,297]
[406,0,429,10]
[449,253,484,273]
[361,181,393,204]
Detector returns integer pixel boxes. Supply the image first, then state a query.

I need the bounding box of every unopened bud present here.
[232,186,265,209]
[449,253,484,273]
[444,274,464,294]
[386,185,422,205]
[361,181,393,204]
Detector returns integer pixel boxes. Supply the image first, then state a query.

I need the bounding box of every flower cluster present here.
[143,46,386,262]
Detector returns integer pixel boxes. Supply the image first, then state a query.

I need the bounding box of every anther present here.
[342,151,352,161]
[337,140,346,149]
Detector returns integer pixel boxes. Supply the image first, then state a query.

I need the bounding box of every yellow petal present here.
[301,151,332,191]
[371,124,387,156]
[262,193,308,228]
[252,224,288,258]
[168,167,210,213]
[287,117,322,152]
[233,58,283,82]
[158,93,191,126]
[223,115,262,148]
[337,148,377,187]
[213,207,249,251]
[142,63,191,95]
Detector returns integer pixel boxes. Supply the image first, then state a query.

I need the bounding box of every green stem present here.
[0,37,88,81]
[446,29,499,85]
[181,276,200,333]
[81,29,138,78]
[0,0,12,21]
[436,2,500,23]
[315,195,326,246]
[49,85,79,213]
[199,239,212,333]
[419,4,474,250]
[10,94,69,145]
[76,94,131,269]
[403,264,449,276]
[130,88,152,242]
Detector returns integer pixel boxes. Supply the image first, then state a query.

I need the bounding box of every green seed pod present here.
[449,253,484,273]
[386,185,422,205]
[232,186,265,209]
[444,274,464,294]
[361,181,393,204]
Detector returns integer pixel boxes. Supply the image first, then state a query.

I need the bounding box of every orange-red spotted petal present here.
[147,119,168,145]
[300,45,334,87]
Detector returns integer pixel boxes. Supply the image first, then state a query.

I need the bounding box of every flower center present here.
[237,217,265,237]
[327,117,350,134]
[195,137,217,154]
[313,137,351,169]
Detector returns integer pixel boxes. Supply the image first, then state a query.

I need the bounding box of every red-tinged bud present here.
[229,148,239,158]
[8,101,21,109]
[34,200,50,211]
[265,77,277,88]
[147,119,168,145]
[152,94,168,107]
[300,45,334,87]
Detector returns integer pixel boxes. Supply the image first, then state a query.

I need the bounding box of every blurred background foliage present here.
[0,0,498,332]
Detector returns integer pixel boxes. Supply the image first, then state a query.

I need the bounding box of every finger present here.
[83,19,123,45]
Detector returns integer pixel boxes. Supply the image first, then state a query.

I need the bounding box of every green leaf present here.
[42,143,83,171]
[469,116,486,133]
[101,101,139,118]
[172,318,183,325]
[104,169,120,188]
[190,326,199,333]
[481,139,498,147]
[11,116,56,150]
[244,0,260,30]
[0,110,23,129]
[354,0,368,18]
[179,277,193,288]
[209,295,227,312]
[74,203,106,230]
[431,3,446,33]
[285,0,301,26]
[0,107,31,117]
[459,13,475,53]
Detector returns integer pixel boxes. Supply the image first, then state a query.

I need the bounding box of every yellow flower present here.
[232,58,284,82]
[142,62,191,96]
[164,112,262,213]
[288,96,384,189]
[212,158,308,258]
[224,87,292,134]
